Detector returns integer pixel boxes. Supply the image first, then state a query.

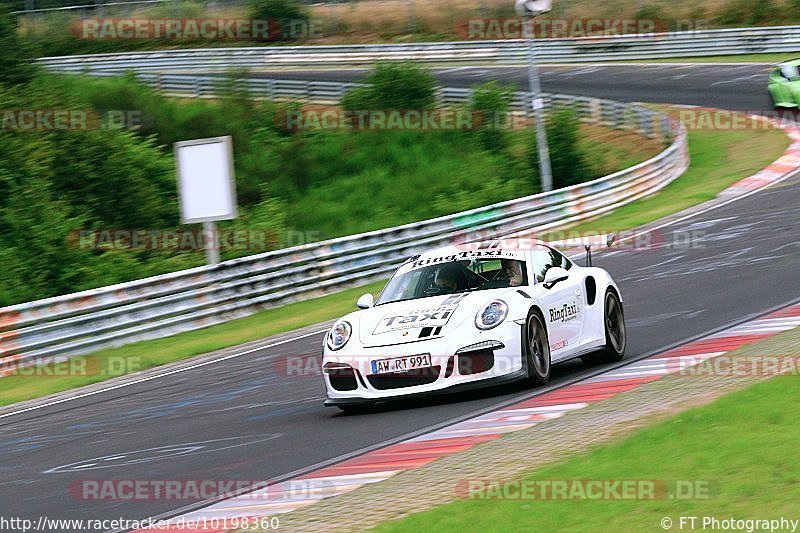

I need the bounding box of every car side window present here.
[529,246,573,283]
[780,65,799,81]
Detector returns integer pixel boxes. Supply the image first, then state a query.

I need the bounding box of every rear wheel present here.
[525,311,551,386]
[582,290,626,365]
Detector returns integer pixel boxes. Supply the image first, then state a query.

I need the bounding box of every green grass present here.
[374,374,800,532]
[0,280,385,406]
[0,110,790,408]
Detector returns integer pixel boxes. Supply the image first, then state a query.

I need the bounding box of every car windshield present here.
[376,258,528,305]
[780,65,800,80]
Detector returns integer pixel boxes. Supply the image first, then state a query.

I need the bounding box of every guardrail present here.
[37,25,800,73]
[0,86,688,374]
[88,71,675,140]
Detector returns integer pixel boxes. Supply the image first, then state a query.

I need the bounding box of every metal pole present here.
[524,16,553,192]
[203,221,220,266]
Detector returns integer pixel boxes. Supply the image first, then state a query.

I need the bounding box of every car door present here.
[528,246,586,361]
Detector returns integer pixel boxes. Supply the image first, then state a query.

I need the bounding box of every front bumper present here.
[322,320,526,406]
[324,367,528,407]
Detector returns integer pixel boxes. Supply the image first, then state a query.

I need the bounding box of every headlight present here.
[327,321,352,351]
[475,300,508,330]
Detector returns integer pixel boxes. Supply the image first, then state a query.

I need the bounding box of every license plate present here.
[371,354,432,374]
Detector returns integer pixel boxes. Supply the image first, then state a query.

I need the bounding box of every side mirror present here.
[356,293,374,309]
[543,267,569,287]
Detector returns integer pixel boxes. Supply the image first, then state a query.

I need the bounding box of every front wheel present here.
[582,290,626,365]
[525,311,551,386]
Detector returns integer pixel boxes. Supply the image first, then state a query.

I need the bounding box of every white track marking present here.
[437,67,469,74]
[710,73,764,87]
[612,167,798,249]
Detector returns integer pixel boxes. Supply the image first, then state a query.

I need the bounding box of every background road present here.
[248,63,776,111]
[1,64,798,529]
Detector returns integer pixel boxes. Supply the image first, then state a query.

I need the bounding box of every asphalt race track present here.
[248,63,778,111]
[1,64,799,529]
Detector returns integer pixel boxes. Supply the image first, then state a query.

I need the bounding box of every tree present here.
[470,81,514,152]
[341,62,437,110]
[248,0,310,40]
[0,3,36,85]
[529,108,591,190]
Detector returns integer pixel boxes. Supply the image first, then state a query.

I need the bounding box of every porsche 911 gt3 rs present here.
[322,241,626,411]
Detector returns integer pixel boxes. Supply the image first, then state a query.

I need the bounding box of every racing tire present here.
[582,290,626,365]
[524,310,551,386]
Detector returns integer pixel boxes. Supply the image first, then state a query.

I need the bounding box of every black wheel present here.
[525,311,551,386]
[582,290,626,365]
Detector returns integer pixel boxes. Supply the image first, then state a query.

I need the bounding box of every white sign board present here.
[174,136,237,224]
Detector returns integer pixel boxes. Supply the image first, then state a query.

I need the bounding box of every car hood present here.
[356,291,512,348]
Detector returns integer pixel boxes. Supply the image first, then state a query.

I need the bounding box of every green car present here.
[769,59,800,108]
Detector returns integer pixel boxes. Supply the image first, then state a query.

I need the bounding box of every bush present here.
[286,129,535,236]
[341,62,437,110]
[44,72,282,206]
[716,0,777,25]
[248,0,309,40]
[632,4,663,24]
[529,107,592,190]
[0,3,36,85]
[750,0,778,24]
[470,81,515,152]
[632,4,678,32]
[340,85,378,111]
[0,73,293,305]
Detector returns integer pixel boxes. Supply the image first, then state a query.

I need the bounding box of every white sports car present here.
[322,240,626,411]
